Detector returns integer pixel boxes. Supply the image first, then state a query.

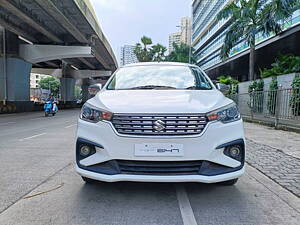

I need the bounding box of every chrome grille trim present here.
[111,114,208,136]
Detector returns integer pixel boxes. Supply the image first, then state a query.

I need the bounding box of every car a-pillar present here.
[60,62,76,108]
[0,28,32,113]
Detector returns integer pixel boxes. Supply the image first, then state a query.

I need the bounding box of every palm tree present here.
[152,44,167,61]
[134,36,154,62]
[217,0,299,80]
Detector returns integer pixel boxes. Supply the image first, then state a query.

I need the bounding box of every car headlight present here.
[207,103,240,123]
[80,103,113,123]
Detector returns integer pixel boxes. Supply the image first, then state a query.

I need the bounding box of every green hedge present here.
[290,74,300,116]
[260,55,300,78]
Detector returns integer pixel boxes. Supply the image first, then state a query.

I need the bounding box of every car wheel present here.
[81,176,95,184]
[219,178,238,186]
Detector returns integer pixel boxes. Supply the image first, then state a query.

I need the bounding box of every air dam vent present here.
[111,114,208,136]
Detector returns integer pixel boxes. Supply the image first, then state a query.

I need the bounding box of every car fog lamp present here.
[80,145,91,157]
[229,146,240,157]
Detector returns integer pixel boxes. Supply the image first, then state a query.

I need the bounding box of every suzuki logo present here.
[153,120,165,132]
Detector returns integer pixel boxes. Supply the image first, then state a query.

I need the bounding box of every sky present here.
[90,0,191,63]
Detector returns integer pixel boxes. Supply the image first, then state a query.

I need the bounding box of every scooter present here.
[44,101,58,117]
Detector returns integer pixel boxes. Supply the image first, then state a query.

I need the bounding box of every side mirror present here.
[88,84,102,97]
[216,83,230,94]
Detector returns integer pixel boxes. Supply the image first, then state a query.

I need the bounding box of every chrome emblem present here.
[153,120,165,132]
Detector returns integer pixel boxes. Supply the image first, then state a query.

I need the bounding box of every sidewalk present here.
[244,122,300,159]
[244,122,300,197]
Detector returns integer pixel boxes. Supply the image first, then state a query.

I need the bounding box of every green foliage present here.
[248,79,264,113]
[38,77,60,96]
[134,36,166,62]
[165,43,195,63]
[74,86,82,99]
[267,77,278,115]
[290,74,300,116]
[260,55,300,78]
[217,75,239,94]
[134,36,194,63]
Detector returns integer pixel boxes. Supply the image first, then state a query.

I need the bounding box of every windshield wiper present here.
[128,85,176,90]
[185,86,211,90]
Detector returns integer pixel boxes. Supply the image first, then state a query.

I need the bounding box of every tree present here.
[152,44,167,62]
[217,0,299,81]
[165,43,195,63]
[134,36,155,62]
[134,36,167,62]
[38,76,60,96]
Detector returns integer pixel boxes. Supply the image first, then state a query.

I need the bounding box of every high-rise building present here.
[180,17,192,46]
[168,32,182,53]
[120,45,139,66]
[169,17,192,53]
[192,0,300,81]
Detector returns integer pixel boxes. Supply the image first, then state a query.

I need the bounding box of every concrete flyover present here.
[0,0,117,112]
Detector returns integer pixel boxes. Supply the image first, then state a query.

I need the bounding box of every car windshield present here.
[106,65,213,90]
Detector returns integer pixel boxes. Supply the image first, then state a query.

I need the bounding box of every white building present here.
[120,45,139,66]
[168,32,181,53]
[168,17,192,53]
[30,73,50,88]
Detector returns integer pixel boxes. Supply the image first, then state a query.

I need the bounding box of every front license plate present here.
[134,143,184,157]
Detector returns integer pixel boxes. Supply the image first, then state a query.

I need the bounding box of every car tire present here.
[219,178,238,186]
[81,176,95,184]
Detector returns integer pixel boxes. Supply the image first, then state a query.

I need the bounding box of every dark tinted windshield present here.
[106,65,212,90]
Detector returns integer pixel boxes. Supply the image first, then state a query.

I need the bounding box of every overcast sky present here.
[90,0,191,63]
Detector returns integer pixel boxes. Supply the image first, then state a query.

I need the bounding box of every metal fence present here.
[228,88,300,128]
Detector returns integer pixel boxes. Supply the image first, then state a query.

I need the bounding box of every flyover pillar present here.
[60,62,76,104]
[0,28,33,113]
[81,78,90,103]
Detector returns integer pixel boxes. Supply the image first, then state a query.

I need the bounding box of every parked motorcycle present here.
[44,101,58,117]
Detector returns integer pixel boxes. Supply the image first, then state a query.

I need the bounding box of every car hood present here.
[88,90,232,114]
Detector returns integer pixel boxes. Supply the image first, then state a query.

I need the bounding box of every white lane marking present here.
[65,124,77,128]
[0,121,16,126]
[20,133,46,141]
[176,184,198,225]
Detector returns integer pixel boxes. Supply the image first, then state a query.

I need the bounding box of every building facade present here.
[192,0,300,81]
[120,45,139,66]
[168,32,182,53]
[30,73,50,88]
[169,17,192,53]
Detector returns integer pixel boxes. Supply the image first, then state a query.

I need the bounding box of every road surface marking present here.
[65,124,77,128]
[0,122,16,125]
[176,184,198,225]
[20,133,46,141]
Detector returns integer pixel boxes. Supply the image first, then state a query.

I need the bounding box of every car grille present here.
[111,114,208,136]
[117,160,202,175]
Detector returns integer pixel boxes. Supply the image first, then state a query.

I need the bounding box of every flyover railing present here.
[228,88,300,128]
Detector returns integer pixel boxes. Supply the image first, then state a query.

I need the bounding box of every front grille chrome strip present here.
[111,114,208,136]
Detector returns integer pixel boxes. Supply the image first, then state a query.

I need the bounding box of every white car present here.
[76,62,245,185]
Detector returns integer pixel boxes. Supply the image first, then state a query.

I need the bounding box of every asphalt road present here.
[0,109,299,225]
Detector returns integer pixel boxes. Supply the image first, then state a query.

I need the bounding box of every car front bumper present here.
[76,118,245,183]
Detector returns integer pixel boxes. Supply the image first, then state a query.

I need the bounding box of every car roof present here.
[121,62,196,68]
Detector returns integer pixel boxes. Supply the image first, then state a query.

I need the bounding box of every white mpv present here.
[76,62,245,185]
